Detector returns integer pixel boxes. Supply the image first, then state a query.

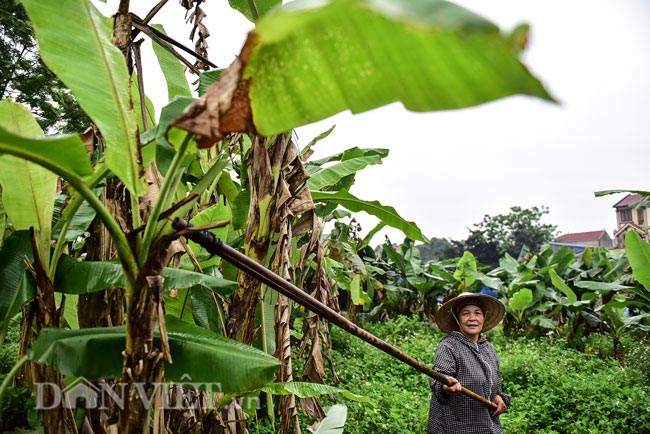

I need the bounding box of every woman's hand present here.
[491,394,507,416]
[442,376,462,397]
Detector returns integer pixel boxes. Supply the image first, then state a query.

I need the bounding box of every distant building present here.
[555,230,613,248]
[612,194,649,247]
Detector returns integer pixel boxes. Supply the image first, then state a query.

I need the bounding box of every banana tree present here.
[1,0,553,432]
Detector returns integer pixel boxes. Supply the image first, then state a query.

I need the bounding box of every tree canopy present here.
[465,206,557,266]
[0,0,89,133]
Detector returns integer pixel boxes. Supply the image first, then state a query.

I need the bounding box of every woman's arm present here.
[430,342,457,404]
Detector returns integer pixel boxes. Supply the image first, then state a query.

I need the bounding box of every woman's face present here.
[457,304,484,341]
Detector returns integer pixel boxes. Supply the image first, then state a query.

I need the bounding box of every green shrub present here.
[0,321,30,431]
[501,335,650,433]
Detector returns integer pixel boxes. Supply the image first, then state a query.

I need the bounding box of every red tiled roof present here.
[556,230,609,243]
[613,194,643,208]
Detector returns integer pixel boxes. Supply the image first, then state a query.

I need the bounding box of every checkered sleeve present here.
[430,341,457,405]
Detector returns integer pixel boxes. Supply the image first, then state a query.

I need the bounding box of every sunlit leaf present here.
[467,270,503,291]
[0,126,93,178]
[349,274,371,305]
[454,251,477,286]
[0,102,59,239]
[172,0,554,145]
[626,231,650,291]
[548,268,577,304]
[509,288,533,311]
[246,0,555,135]
[22,0,142,195]
[308,147,388,168]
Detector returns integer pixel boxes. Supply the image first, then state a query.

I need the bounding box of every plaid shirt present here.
[428,332,511,434]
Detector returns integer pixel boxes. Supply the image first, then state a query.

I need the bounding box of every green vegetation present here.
[0,321,29,431]
[3,0,647,432]
[326,316,650,434]
[0,0,89,133]
[465,206,557,267]
[0,0,554,432]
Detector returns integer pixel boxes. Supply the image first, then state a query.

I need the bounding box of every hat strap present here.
[451,311,461,329]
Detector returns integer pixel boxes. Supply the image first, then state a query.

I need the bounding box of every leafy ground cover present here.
[324,316,650,434]
[3,316,650,433]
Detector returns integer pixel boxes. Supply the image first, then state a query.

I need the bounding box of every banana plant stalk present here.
[172,218,497,410]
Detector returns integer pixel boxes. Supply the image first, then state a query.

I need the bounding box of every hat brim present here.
[435,292,505,333]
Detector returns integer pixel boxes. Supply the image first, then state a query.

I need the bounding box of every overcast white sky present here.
[102,0,650,243]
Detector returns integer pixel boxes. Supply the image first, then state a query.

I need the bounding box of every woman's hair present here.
[453,297,486,316]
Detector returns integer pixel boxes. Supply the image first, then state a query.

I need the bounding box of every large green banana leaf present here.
[198,69,224,96]
[626,231,650,291]
[28,316,279,392]
[191,285,225,332]
[595,189,650,199]
[21,0,142,196]
[311,190,425,241]
[151,24,193,100]
[0,231,35,333]
[0,101,60,240]
[164,287,194,322]
[509,288,533,311]
[255,286,277,356]
[147,96,196,177]
[0,124,93,179]
[244,0,555,135]
[53,255,237,295]
[0,188,5,251]
[548,268,577,304]
[51,191,97,242]
[574,281,632,292]
[307,155,383,191]
[307,147,389,168]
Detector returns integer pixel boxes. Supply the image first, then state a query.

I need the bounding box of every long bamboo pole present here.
[173,218,497,410]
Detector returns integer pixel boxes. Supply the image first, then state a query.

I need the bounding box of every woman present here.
[428,292,510,434]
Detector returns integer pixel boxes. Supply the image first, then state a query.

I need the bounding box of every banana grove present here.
[0,0,553,432]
